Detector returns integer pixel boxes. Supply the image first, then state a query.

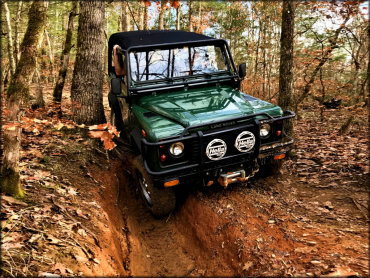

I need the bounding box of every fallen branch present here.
[350,197,368,220]
[338,116,354,135]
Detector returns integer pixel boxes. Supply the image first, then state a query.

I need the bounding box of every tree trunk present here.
[4,2,16,76]
[139,2,144,31]
[367,25,370,106]
[122,1,131,31]
[176,4,181,30]
[1,1,49,197]
[188,0,193,32]
[44,29,55,84]
[278,0,295,138]
[14,1,23,65]
[254,24,261,77]
[159,0,165,30]
[144,4,148,30]
[34,60,45,108]
[197,1,202,33]
[70,1,106,125]
[53,1,77,103]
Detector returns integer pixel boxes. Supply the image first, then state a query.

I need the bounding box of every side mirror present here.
[238,63,246,80]
[111,77,121,95]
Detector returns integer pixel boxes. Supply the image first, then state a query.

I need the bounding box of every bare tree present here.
[70,1,106,125]
[296,3,357,106]
[188,0,193,32]
[4,2,16,76]
[159,0,165,30]
[14,1,23,65]
[1,1,49,197]
[175,2,181,30]
[53,2,77,103]
[44,29,55,84]
[278,0,295,138]
[122,1,132,31]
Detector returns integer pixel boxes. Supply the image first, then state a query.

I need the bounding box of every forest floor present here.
[1,86,369,277]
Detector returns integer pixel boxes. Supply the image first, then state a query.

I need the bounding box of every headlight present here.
[260,123,271,137]
[169,142,184,156]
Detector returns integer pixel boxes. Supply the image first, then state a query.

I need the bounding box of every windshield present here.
[129,45,231,83]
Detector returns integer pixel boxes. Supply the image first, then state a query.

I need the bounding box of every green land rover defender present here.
[108,30,295,217]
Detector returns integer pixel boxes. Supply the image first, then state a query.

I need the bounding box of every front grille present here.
[190,123,258,164]
[190,137,200,163]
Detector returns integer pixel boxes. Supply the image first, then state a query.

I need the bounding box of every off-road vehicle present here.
[108,30,295,217]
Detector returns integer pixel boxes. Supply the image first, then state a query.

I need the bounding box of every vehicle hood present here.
[137,85,282,128]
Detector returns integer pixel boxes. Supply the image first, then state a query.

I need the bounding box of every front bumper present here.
[141,110,295,186]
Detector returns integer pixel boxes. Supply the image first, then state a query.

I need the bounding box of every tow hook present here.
[217,170,248,188]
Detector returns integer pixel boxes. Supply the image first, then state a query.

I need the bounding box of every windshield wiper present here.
[144,73,174,82]
[180,70,202,74]
[180,70,212,78]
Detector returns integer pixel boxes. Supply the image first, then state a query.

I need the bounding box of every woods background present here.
[2,1,368,107]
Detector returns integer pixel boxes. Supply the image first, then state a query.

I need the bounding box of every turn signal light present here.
[141,129,146,137]
[160,154,167,162]
[274,153,285,160]
[164,179,179,187]
[276,130,281,136]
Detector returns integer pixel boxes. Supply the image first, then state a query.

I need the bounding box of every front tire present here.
[132,156,176,217]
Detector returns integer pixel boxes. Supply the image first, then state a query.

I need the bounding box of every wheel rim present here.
[136,170,153,206]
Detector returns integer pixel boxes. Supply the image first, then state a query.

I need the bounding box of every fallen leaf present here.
[78,229,87,237]
[74,255,89,263]
[54,122,64,130]
[76,209,89,219]
[52,263,67,276]
[324,201,334,210]
[28,234,42,244]
[67,188,78,196]
[46,235,65,246]
[38,272,61,277]
[2,195,28,206]
[242,261,253,271]
[323,266,359,277]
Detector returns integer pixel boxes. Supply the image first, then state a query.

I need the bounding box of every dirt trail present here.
[111,155,198,277]
[104,146,368,277]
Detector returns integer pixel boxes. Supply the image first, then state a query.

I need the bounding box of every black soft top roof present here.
[108,30,223,75]
[108,30,218,50]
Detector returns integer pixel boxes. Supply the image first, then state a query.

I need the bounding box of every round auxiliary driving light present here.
[169,142,184,156]
[260,123,271,138]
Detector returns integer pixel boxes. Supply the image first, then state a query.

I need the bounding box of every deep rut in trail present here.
[115,160,198,277]
[110,154,292,277]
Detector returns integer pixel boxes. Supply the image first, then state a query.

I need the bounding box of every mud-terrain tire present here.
[258,160,283,176]
[132,156,176,217]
